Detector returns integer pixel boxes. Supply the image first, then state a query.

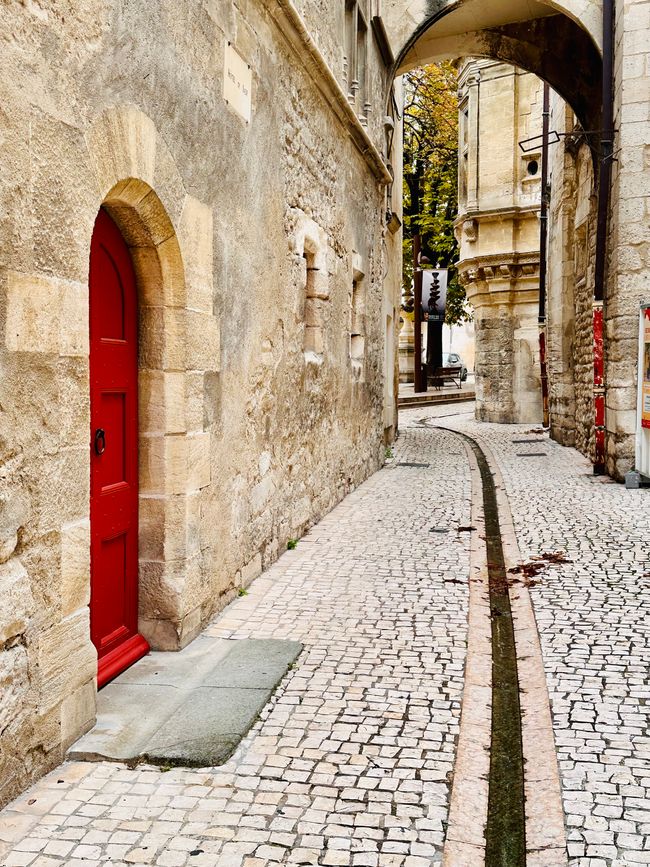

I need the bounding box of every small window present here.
[304,252,323,358]
[350,271,365,379]
[521,153,542,185]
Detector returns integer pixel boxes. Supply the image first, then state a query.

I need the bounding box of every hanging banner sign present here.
[421,269,448,323]
[642,307,650,429]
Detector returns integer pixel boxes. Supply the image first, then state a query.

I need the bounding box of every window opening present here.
[350,269,365,378]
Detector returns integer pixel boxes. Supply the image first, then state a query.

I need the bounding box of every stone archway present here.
[388,0,604,429]
[390,0,602,134]
[384,0,603,68]
[85,106,221,652]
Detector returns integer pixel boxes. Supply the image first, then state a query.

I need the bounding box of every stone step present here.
[399,391,476,409]
[68,636,302,768]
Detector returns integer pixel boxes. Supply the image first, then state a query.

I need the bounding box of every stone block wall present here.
[546,0,650,479]
[606,0,650,478]
[0,0,399,805]
[547,96,598,461]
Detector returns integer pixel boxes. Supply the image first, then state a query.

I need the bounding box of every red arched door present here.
[89,208,149,687]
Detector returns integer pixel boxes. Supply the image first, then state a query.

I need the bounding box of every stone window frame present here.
[350,253,366,379]
[291,215,329,365]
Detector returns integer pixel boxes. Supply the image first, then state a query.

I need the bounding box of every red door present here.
[89,208,149,687]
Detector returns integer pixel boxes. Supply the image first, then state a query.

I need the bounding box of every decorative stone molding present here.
[261,0,391,184]
[462,218,478,243]
[455,204,542,226]
[458,255,540,287]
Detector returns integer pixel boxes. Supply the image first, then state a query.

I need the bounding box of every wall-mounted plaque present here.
[223,42,252,123]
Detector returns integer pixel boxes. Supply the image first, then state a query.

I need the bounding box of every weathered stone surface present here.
[86,105,157,197]
[60,520,90,618]
[0,486,27,565]
[37,610,96,715]
[547,108,598,462]
[5,273,63,355]
[60,680,96,752]
[0,559,33,646]
[178,195,214,314]
[139,370,187,435]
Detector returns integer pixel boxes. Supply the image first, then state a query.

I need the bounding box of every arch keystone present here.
[86,105,157,198]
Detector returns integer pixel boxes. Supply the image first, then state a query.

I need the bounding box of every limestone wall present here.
[546,0,650,481]
[546,98,598,459]
[606,0,650,478]
[0,1,398,805]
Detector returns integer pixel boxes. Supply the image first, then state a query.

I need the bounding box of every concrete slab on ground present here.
[68,636,302,767]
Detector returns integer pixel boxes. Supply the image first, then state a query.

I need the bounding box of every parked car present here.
[442,352,468,381]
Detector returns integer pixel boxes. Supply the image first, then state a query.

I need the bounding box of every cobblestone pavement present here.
[0,425,472,867]
[4,406,649,867]
[409,405,650,867]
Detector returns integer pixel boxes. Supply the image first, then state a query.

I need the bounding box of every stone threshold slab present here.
[68,637,302,767]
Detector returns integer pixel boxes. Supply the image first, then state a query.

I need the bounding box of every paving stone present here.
[11,404,643,866]
[68,639,302,767]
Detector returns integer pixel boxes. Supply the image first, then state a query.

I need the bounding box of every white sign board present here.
[223,43,252,123]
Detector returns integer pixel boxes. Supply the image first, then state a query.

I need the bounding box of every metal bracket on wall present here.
[519,129,618,160]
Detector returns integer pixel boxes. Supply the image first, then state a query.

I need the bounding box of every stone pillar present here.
[466,74,480,212]
[463,260,542,423]
[456,59,544,424]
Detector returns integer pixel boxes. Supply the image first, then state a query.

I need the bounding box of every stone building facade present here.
[0,1,402,806]
[455,60,544,424]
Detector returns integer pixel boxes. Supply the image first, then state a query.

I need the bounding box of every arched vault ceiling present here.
[383,0,603,71]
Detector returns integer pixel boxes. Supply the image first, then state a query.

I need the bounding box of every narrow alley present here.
[1,405,648,866]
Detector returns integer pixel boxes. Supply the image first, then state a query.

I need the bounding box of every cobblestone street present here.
[0,422,472,867]
[428,407,650,867]
[1,407,649,866]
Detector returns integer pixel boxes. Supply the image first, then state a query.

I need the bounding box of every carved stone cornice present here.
[457,251,540,287]
[454,205,541,231]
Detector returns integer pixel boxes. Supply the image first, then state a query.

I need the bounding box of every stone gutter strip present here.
[480,439,568,867]
[262,0,393,184]
[443,439,492,866]
[442,428,567,865]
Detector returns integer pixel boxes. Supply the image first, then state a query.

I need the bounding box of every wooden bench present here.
[429,365,463,390]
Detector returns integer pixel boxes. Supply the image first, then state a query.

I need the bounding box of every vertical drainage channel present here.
[445,428,526,865]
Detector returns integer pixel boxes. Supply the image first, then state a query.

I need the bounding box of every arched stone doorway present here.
[96,177,210,658]
[85,105,222,656]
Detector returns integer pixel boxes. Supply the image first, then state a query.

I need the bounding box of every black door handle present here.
[94,428,106,456]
